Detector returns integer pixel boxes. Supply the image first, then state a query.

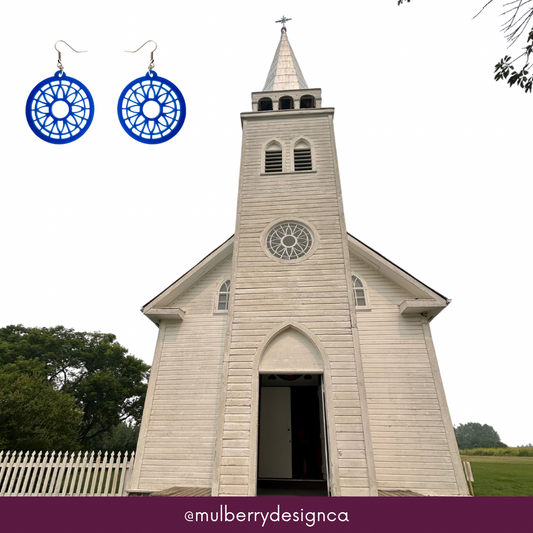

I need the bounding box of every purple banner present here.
[1,496,530,533]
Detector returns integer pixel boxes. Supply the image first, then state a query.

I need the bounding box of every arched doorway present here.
[256,328,329,496]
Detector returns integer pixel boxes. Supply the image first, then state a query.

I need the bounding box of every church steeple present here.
[253,20,320,112]
[262,21,308,91]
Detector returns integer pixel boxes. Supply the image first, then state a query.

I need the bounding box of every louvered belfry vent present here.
[265,150,283,173]
[294,148,312,171]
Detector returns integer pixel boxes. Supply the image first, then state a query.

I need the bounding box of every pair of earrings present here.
[25,40,186,145]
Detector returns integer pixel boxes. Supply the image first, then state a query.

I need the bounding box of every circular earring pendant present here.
[117,71,186,144]
[26,71,95,144]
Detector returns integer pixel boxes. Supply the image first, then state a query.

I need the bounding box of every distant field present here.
[460,447,533,457]
[461,455,533,496]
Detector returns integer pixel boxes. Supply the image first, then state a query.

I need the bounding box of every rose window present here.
[266,222,313,260]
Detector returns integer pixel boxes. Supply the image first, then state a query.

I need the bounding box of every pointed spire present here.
[263,24,308,91]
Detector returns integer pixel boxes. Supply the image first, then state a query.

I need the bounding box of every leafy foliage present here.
[494,45,533,92]
[0,325,150,449]
[461,446,533,457]
[455,422,507,449]
[88,421,140,453]
[0,358,83,451]
[488,0,533,92]
[399,0,533,92]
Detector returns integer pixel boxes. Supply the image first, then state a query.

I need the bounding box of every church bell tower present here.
[211,22,377,496]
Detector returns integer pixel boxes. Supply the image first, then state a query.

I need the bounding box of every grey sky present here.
[1,1,531,446]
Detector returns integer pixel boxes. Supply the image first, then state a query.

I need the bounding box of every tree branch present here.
[474,0,496,19]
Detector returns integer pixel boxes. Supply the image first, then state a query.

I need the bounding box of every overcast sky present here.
[1,1,531,447]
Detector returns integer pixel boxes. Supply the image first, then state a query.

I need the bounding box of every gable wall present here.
[134,256,232,491]
[350,253,466,495]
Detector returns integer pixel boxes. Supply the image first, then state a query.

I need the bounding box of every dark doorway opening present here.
[257,374,328,496]
[291,386,322,480]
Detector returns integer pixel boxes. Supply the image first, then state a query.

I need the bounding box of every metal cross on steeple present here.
[275,15,292,29]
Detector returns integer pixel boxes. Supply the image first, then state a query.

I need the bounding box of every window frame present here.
[262,139,284,174]
[214,279,231,313]
[351,274,371,310]
[291,137,314,172]
[299,94,316,109]
[258,97,273,111]
[279,95,294,110]
[261,217,320,265]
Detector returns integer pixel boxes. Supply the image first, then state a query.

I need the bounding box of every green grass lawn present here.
[461,456,533,496]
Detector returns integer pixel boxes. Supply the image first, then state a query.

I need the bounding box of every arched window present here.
[352,275,368,307]
[258,97,273,111]
[279,96,294,110]
[299,95,316,109]
[294,140,312,171]
[265,142,283,173]
[217,280,230,311]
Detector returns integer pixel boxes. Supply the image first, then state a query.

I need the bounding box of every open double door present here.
[257,374,330,496]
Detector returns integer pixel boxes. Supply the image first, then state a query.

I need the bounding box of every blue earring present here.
[117,41,186,144]
[26,41,95,144]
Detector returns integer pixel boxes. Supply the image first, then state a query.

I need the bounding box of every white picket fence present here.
[0,450,135,496]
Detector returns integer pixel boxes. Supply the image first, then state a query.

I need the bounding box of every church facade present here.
[128,26,468,497]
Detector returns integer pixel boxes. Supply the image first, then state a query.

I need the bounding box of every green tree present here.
[399,0,533,92]
[0,358,82,451]
[88,421,140,453]
[454,422,507,449]
[0,325,150,449]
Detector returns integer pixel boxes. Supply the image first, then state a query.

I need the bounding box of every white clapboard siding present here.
[0,450,134,496]
[214,111,372,496]
[135,256,232,492]
[350,252,460,495]
[134,85,466,496]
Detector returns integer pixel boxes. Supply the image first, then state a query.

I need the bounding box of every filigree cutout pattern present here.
[266,222,313,260]
[26,71,94,144]
[117,71,186,144]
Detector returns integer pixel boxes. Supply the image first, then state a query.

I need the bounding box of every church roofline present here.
[241,107,333,122]
[252,88,321,96]
[346,232,450,314]
[142,231,449,326]
[141,235,234,317]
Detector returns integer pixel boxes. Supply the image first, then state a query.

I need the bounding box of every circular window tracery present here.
[266,222,313,260]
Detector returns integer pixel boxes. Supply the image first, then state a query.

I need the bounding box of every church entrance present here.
[257,374,329,496]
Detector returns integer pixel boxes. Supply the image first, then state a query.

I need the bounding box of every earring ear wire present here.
[124,40,157,71]
[55,40,88,71]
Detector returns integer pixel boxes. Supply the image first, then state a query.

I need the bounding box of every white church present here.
[128,24,469,497]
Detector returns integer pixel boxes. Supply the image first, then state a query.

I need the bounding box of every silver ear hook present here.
[54,40,88,71]
[124,40,158,71]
